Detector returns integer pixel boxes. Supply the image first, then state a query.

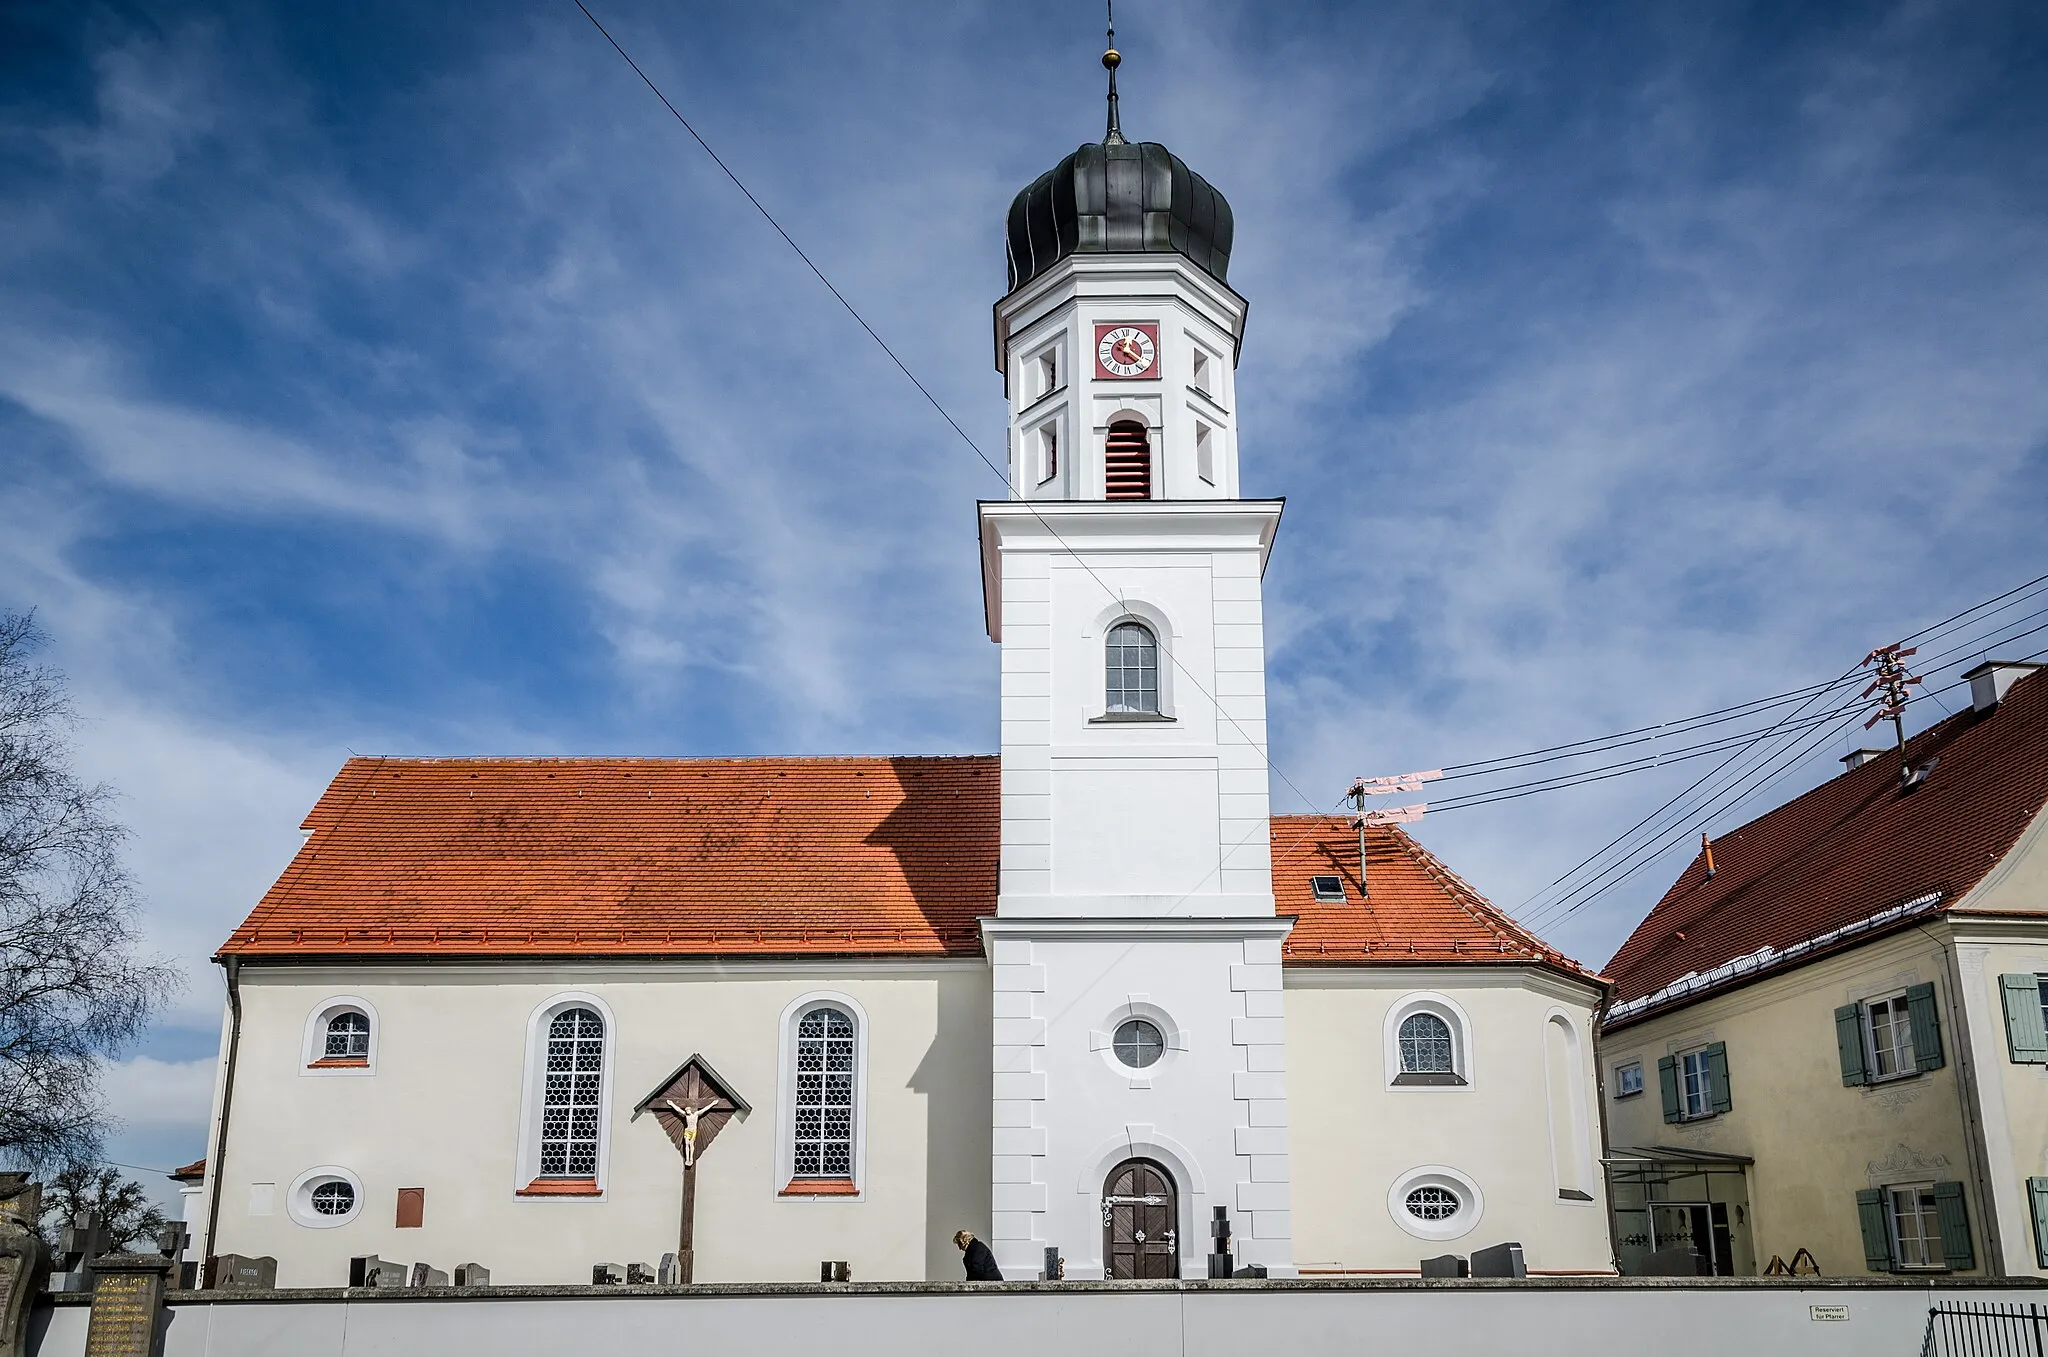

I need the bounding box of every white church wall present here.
[982,921,1296,1280]
[201,960,990,1287]
[1283,967,1612,1274]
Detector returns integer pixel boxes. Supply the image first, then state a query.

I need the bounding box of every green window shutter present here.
[1855,1188,1893,1272]
[1657,1055,1681,1123]
[2001,974,2048,1063]
[1905,982,1945,1072]
[1931,1181,1974,1270]
[1705,1041,1732,1113]
[1834,1003,1868,1086]
[2028,1178,2048,1269]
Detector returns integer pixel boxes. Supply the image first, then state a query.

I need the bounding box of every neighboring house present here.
[1599,660,2048,1279]
[187,84,1613,1289]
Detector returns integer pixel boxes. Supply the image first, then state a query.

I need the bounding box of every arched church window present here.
[793,1006,856,1180]
[1104,420,1151,499]
[324,1011,370,1060]
[539,1007,605,1178]
[1399,1012,1455,1075]
[1105,622,1159,715]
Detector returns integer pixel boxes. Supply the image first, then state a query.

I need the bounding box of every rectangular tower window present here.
[1191,348,1211,395]
[1038,424,1058,484]
[1104,421,1151,500]
[1037,349,1058,400]
[1195,422,1215,485]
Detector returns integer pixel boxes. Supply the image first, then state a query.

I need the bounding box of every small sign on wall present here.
[1810,1305,1850,1322]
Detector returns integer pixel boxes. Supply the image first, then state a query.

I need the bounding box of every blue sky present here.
[3,0,2045,1202]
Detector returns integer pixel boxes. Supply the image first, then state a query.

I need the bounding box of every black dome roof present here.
[1004,138,1235,295]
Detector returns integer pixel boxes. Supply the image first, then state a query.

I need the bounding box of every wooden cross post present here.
[633,1056,750,1286]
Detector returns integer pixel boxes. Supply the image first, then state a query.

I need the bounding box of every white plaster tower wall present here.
[979,210,1294,1276]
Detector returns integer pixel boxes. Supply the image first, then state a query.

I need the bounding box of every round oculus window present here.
[311,1180,356,1217]
[1113,1018,1164,1069]
[1404,1185,1460,1222]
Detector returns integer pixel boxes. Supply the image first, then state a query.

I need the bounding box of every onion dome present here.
[1003,44,1235,294]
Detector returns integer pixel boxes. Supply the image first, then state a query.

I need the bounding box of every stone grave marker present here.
[1,1176,50,1357]
[203,1255,276,1290]
[656,1254,679,1286]
[83,1252,172,1357]
[1469,1241,1526,1278]
[453,1263,489,1288]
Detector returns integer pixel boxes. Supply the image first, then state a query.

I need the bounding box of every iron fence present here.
[1921,1303,2048,1357]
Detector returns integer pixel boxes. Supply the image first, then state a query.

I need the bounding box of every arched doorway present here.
[1102,1158,1178,1278]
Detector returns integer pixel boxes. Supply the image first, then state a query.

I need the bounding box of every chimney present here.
[1962,660,2044,713]
[1840,748,1889,770]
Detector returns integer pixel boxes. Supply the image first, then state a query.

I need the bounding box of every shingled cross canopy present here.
[633,1055,750,1284]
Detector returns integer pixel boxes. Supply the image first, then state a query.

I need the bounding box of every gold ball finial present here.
[1102,47,1121,70]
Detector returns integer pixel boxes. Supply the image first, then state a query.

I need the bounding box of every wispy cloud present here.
[1,0,2044,1164]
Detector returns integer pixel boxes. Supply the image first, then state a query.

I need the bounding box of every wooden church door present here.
[1102,1159,1178,1279]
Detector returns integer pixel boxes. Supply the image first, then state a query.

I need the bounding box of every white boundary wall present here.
[29,1281,2048,1357]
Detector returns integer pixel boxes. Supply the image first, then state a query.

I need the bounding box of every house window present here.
[1889,1184,1944,1270]
[1309,875,1346,903]
[793,1007,856,1180]
[286,1166,364,1228]
[1615,1062,1644,1098]
[1400,1012,1455,1075]
[311,1181,355,1217]
[1113,1018,1165,1070]
[1865,993,1917,1080]
[1195,422,1215,485]
[539,1007,605,1178]
[324,1012,370,1060]
[1104,419,1151,499]
[1105,621,1160,715]
[1680,1048,1712,1118]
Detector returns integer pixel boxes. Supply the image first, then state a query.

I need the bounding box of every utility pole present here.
[1861,642,1923,791]
[1346,771,1440,900]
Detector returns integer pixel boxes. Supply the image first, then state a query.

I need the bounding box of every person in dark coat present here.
[954,1229,1004,1281]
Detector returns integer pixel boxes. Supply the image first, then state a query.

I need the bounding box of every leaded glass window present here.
[310,1180,355,1217]
[1106,621,1159,715]
[1398,1012,1455,1074]
[1405,1185,1460,1221]
[1113,1018,1164,1070]
[324,1011,370,1059]
[539,1006,604,1177]
[793,1007,856,1179]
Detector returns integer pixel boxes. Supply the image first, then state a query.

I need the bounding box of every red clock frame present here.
[1093,322,1160,380]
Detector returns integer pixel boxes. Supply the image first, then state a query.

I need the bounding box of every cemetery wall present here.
[27,1277,2048,1357]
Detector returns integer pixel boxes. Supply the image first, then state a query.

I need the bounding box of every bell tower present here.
[976,34,1294,1280]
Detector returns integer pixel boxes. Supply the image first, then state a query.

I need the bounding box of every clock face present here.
[1094,323,1159,379]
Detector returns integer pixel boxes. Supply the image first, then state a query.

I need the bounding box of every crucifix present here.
[631,1055,750,1283]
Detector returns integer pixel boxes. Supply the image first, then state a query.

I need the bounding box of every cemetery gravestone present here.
[1420,1254,1469,1278]
[454,1263,490,1288]
[83,1253,172,1357]
[1469,1242,1527,1279]
[0,1176,49,1357]
[203,1255,276,1290]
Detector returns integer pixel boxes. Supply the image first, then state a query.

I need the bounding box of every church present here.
[188,54,1613,1288]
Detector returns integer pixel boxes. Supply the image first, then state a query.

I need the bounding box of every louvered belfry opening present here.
[1104,420,1151,500]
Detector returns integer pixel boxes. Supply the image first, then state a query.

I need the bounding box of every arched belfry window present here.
[1104,420,1151,500]
[1106,621,1160,715]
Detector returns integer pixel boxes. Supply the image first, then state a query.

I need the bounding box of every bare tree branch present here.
[0,611,181,1172]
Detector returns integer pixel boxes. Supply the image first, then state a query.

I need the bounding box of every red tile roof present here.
[220,754,1595,982]
[1272,816,1600,981]
[1605,667,2048,1024]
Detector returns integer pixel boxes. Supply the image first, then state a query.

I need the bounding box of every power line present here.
[1505,577,2048,930]
[570,3,1323,816]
